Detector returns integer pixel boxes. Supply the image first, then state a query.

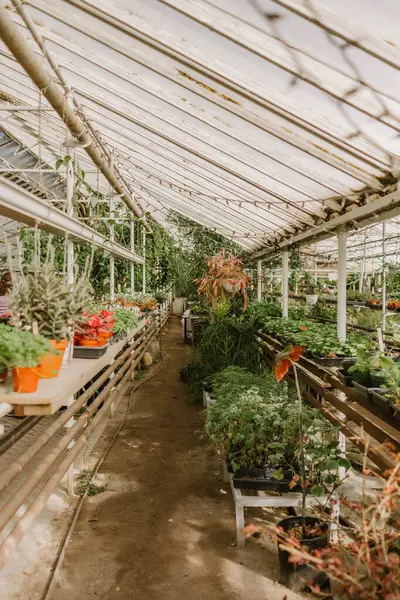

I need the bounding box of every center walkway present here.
[52,318,301,600]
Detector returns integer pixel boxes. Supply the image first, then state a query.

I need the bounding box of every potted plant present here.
[0,324,55,393]
[10,260,92,378]
[273,346,349,589]
[195,249,252,309]
[301,271,320,307]
[75,309,115,347]
[264,446,400,599]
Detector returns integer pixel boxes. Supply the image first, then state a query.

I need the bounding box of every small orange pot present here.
[79,337,106,348]
[99,331,113,342]
[12,367,40,393]
[38,339,68,379]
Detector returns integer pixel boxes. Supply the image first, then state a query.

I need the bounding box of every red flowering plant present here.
[75,309,115,342]
[195,249,252,310]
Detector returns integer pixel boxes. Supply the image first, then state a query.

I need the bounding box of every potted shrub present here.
[195,249,252,309]
[0,324,55,393]
[10,260,92,377]
[75,309,115,347]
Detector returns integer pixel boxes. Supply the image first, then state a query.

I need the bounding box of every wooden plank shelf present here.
[0,319,149,416]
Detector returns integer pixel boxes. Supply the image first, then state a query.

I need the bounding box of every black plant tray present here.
[310,353,345,367]
[232,467,302,492]
[370,388,400,421]
[73,344,108,359]
[336,370,353,387]
[353,381,371,400]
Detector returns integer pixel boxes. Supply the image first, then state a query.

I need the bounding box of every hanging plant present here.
[195,249,252,309]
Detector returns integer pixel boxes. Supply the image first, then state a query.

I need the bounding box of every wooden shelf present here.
[0,319,147,416]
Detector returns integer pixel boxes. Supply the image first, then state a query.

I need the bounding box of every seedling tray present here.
[310,353,345,366]
[73,344,108,359]
[232,467,302,492]
[353,381,371,400]
[370,388,400,421]
[337,370,353,387]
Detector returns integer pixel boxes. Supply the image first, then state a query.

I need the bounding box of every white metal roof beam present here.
[94,124,309,233]
[252,189,400,257]
[34,0,389,170]
[0,177,144,264]
[270,0,400,71]
[80,92,320,227]
[159,0,400,134]
[35,24,385,190]
[0,4,150,231]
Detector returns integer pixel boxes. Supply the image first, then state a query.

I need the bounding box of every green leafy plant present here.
[112,309,139,335]
[0,324,54,368]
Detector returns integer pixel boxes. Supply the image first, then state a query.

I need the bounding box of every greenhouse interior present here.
[0,0,400,599]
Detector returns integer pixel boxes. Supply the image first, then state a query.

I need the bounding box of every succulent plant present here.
[10,260,92,341]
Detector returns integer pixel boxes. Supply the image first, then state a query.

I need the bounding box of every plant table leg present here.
[235,500,245,548]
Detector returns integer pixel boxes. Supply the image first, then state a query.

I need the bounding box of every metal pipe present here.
[337,229,347,343]
[66,161,74,286]
[0,324,147,493]
[382,221,387,332]
[0,358,136,569]
[281,250,289,318]
[0,4,150,232]
[130,219,135,295]
[109,195,115,301]
[256,259,262,301]
[0,345,141,534]
[142,227,146,295]
[0,321,160,547]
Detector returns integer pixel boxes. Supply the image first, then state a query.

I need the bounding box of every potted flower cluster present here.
[75,309,115,347]
[0,324,55,392]
[11,259,92,378]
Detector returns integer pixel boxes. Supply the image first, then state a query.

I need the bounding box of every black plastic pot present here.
[277,516,329,590]
[370,371,387,387]
[352,370,372,386]
[341,357,357,374]
[336,369,353,387]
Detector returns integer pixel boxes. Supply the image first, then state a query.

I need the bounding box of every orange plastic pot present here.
[12,367,40,393]
[38,339,68,379]
[79,337,106,348]
[99,331,113,342]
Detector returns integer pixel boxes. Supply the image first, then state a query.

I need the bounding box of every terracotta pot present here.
[38,339,68,379]
[12,367,40,393]
[0,366,8,383]
[79,337,106,348]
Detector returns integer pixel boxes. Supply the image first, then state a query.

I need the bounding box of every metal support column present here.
[337,229,347,344]
[382,221,387,332]
[256,259,262,301]
[66,158,74,287]
[109,196,115,301]
[142,227,146,295]
[282,251,289,318]
[130,219,135,296]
